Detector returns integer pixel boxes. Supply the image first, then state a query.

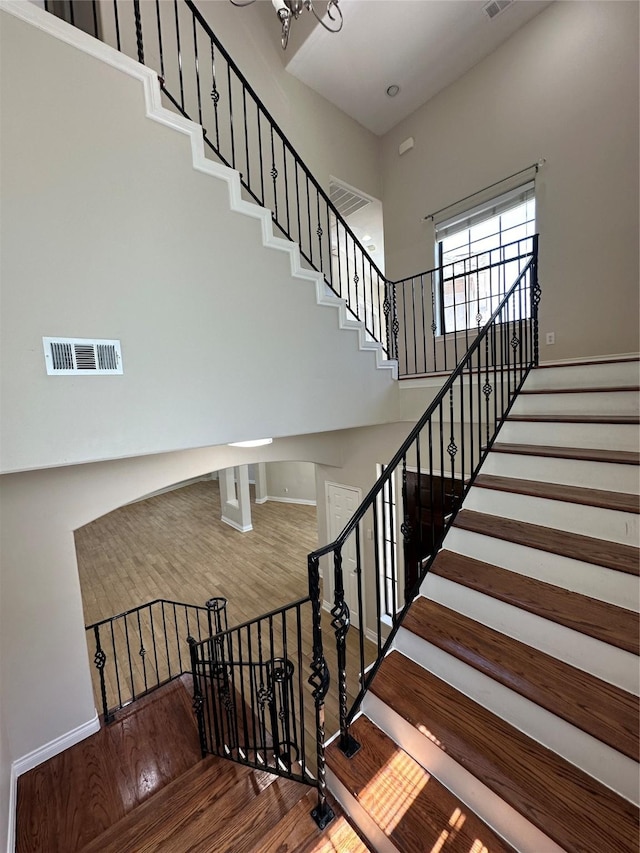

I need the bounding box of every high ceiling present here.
[285,0,552,136]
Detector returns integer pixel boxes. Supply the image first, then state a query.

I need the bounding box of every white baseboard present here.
[263,496,317,506]
[6,765,17,853]
[12,713,100,779]
[7,713,100,853]
[220,516,253,533]
[254,496,268,504]
[538,352,639,366]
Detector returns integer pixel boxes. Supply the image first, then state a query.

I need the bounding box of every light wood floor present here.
[75,480,375,750]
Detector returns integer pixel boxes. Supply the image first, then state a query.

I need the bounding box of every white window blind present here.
[435,181,535,242]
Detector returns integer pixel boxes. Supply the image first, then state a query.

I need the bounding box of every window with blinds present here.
[434,183,536,334]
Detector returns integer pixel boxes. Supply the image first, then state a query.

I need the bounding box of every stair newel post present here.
[531,233,541,366]
[93,625,112,724]
[331,547,361,758]
[188,637,208,758]
[307,554,335,830]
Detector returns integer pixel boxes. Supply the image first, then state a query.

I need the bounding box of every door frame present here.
[324,481,363,631]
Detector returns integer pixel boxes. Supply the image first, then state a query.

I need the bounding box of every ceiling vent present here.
[329,181,371,218]
[43,337,123,375]
[483,0,513,20]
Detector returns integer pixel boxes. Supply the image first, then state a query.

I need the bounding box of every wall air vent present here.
[329,181,371,218]
[43,337,123,375]
[483,0,513,19]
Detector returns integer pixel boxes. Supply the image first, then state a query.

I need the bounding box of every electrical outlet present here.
[546,332,555,345]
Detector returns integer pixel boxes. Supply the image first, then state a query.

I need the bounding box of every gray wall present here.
[0,9,397,474]
[380,1,639,361]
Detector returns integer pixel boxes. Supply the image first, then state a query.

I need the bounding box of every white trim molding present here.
[220,516,253,533]
[262,495,317,507]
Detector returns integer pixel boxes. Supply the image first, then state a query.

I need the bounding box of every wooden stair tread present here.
[174,775,309,853]
[404,596,639,760]
[473,473,640,513]
[299,814,372,853]
[507,413,639,423]
[327,716,514,853]
[521,385,640,394]
[82,756,264,853]
[491,442,640,464]
[431,550,639,653]
[454,509,640,576]
[249,789,371,853]
[371,651,639,853]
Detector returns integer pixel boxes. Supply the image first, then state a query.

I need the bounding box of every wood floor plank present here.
[327,716,515,853]
[371,652,639,853]
[454,509,640,575]
[404,596,639,761]
[17,678,203,853]
[431,550,639,653]
[474,473,640,513]
[491,442,640,464]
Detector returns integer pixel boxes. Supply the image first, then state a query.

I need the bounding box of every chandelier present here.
[230,0,343,50]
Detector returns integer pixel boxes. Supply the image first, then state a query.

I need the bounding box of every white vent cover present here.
[483,0,513,19]
[43,337,123,375]
[329,181,371,218]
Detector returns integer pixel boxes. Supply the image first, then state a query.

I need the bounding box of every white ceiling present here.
[285,0,552,136]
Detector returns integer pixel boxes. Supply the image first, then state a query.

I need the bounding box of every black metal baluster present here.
[296,603,306,778]
[191,13,203,126]
[173,0,184,110]
[154,1,164,81]
[316,193,324,272]
[210,41,220,152]
[123,613,136,702]
[307,554,334,829]
[283,141,291,239]
[236,624,250,761]
[400,456,411,609]
[411,278,418,375]
[91,0,98,38]
[110,620,122,711]
[372,477,382,657]
[161,601,171,679]
[136,609,148,693]
[133,0,144,63]
[430,271,437,373]
[257,107,265,205]
[93,626,111,722]
[246,624,259,764]
[173,603,183,673]
[226,64,236,169]
[189,639,208,757]
[354,524,365,684]
[149,604,160,688]
[532,235,541,365]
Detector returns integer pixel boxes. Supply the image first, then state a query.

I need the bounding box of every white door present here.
[326,483,362,630]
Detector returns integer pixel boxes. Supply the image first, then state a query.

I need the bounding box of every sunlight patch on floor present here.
[360,746,429,833]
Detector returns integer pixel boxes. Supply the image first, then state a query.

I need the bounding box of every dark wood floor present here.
[16,677,203,853]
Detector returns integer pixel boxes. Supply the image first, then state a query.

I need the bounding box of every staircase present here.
[326,357,640,852]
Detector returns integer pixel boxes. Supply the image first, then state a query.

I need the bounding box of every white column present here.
[220,466,253,532]
[254,462,268,504]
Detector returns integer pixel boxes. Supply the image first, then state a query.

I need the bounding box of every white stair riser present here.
[395,624,639,803]
[483,451,640,494]
[528,361,639,390]
[361,695,566,853]
[513,390,639,417]
[420,573,640,695]
[325,766,400,853]
[445,527,638,609]
[499,420,639,452]
[466,486,639,546]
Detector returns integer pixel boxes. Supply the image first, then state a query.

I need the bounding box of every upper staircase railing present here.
[43,0,535,377]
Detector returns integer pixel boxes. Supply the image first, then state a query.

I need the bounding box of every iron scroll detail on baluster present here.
[330,548,360,758]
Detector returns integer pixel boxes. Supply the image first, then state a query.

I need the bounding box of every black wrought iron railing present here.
[43,1,535,378]
[309,236,540,755]
[189,572,334,828]
[86,595,228,722]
